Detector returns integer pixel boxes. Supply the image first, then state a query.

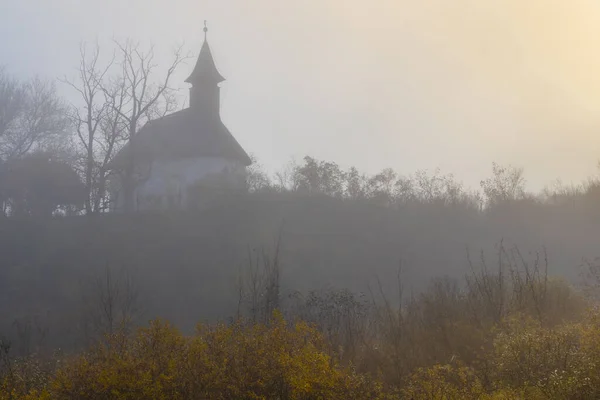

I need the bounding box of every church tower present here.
[185,22,225,118]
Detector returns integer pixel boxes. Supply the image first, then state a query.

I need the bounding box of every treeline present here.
[2,242,600,399]
[246,155,600,214]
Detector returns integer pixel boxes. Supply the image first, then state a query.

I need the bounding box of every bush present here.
[11,313,385,400]
[402,363,485,400]
[489,311,600,399]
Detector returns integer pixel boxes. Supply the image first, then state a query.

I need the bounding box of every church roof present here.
[110,109,252,168]
[185,38,225,84]
[111,26,251,170]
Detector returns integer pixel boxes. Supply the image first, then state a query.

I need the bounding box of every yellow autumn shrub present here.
[488,310,600,399]
[0,354,54,400]
[41,313,386,400]
[396,309,600,400]
[401,363,485,400]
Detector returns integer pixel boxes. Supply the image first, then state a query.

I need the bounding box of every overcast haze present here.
[2,0,600,190]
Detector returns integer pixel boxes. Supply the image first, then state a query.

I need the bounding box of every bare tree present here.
[274,160,299,192]
[245,154,272,193]
[93,89,127,212]
[80,266,140,347]
[62,40,188,213]
[106,40,188,212]
[237,229,284,324]
[0,67,68,160]
[61,44,120,214]
[480,162,526,207]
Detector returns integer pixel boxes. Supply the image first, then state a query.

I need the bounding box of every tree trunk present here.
[85,135,94,214]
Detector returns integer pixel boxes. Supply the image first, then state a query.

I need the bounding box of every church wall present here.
[109,157,245,212]
[134,156,244,211]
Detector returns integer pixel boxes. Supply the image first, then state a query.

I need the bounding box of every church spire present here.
[185,22,225,85]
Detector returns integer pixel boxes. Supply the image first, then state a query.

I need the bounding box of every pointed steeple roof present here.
[185,22,225,85]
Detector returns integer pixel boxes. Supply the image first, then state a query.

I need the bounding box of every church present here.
[110,26,252,211]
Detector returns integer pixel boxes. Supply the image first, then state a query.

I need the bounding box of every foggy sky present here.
[2,0,600,191]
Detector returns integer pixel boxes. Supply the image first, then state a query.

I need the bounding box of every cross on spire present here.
[185,21,224,85]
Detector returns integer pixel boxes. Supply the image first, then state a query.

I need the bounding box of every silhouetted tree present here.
[105,40,189,213]
[245,154,272,193]
[367,168,397,206]
[61,43,126,214]
[0,68,68,160]
[480,162,526,207]
[0,152,85,217]
[345,166,368,200]
[294,156,346,197]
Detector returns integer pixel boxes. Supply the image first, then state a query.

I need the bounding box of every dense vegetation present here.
[2,242,599,398]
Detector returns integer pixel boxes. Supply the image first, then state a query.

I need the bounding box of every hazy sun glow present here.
[321,0,600,188]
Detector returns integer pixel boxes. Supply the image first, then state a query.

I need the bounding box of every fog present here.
[3,0,600,365]
[2,0,600,189]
